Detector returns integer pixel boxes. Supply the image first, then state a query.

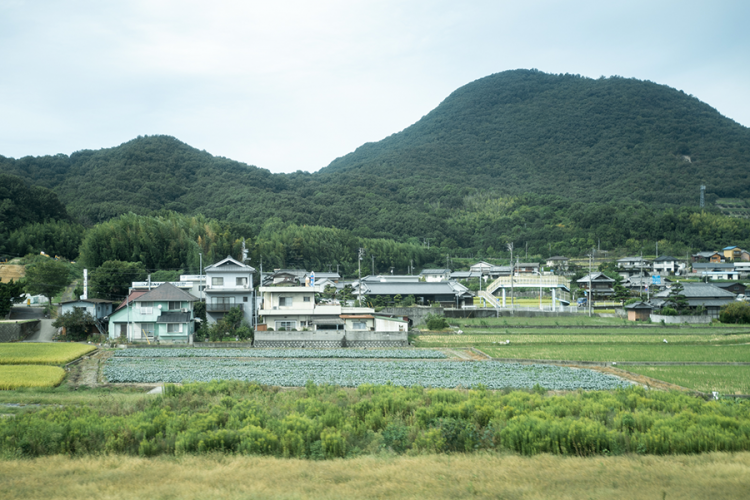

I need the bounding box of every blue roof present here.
[723,246,738,250]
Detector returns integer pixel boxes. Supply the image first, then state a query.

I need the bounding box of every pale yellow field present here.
[0,453,748,499]
[0,365,66,390]
[0,343,95,365]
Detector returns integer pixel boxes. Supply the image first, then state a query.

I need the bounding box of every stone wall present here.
[650,314,712,324]
[0,320,40,342]
[444,309,582,319]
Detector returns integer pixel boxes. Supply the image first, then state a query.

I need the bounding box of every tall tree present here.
[89,261,147,301]
[23,259,70,305]
[0,279,25,318]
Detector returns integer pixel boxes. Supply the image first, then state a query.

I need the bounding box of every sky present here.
[1,1,748,174]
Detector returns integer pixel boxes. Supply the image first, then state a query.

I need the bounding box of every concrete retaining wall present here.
[650,314,712,324]
[0,320,40,342]
[253,330,407,348]
[379,306,443,326]
[444,309,583,319]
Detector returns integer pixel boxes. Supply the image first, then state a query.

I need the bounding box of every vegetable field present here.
[0,343,96,365]
[103,357,631,390]
[0,365,66,389]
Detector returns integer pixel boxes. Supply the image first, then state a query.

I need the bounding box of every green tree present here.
[23,259,70,305]
[89,261,147,301]
[664,282,689,314]
[719,301,750,324]
[0,279,25,318]
[52,308,96,341]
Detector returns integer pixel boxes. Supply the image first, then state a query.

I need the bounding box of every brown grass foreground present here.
[2,452,749,499]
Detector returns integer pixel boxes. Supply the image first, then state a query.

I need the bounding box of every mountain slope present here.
[319,69,750,205]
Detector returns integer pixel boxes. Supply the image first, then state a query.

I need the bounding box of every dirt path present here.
[66,349,111,387]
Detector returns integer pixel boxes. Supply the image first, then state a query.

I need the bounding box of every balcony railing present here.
[206,303,238,312]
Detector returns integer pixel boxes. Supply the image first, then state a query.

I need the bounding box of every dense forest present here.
[2,69,750,264]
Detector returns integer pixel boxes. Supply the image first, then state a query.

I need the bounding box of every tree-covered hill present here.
[2,69,750,257]
[319,69,750,205]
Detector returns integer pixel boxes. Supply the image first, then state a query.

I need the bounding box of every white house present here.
[420,269,452,282]
[204,256,256,326]
[652,256,685,276]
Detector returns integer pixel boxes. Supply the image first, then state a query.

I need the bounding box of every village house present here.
[107,283,198,343]
[576,272,615,298]
[203,255,256,326]
[650,283,736,318]
[419,269,452,282]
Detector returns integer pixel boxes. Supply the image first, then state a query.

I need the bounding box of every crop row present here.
[481,344,750,363]
[104,358,631,390]
[0,343,96,365]
[113,348,446,359]
[413,334,750,345]
[0,365,66,389]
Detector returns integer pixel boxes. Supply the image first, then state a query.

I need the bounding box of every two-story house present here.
[204,256,256,326]
[255,280,406,347]
[107,283,198,343]
[576,272,615,298]
[652,256,685,276]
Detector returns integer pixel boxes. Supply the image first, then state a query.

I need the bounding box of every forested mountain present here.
[2,69,750,260]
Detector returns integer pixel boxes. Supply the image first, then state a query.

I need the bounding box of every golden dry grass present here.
[1,452,748,499]
[0,365,66,390]
[0,343,96,365]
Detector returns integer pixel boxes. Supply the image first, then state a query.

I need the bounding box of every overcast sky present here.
[1,1,748,173]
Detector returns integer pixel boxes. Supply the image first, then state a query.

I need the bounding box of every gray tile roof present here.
[652,283,737,299]
[361,281,471,297]
[137,283,198,303]
[421,269,452,274]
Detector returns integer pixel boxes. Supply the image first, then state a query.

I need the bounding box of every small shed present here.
[625,301,653,322]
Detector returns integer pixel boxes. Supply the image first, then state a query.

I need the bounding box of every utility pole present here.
[507,243,514,310]
[358,248,365,305]
[371,254,375,276]
[588,249,593,318]
[639,250,644,297]
[199,252,203,301]
[656,241,658,258]
[410,259,413,275]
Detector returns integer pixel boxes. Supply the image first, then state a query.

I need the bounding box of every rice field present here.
[450,316,747,328]
[413,333,750,346]
[0,343,96,365]
[621,365,750,394]
[0,365,66,390]
[480,344,750,363]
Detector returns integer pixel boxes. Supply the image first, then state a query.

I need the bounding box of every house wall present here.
[253,330,407,348]
[650,314,712,324]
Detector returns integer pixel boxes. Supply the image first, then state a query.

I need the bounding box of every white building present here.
[204,256,256,326]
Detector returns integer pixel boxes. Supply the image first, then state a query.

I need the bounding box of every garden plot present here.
[113,348,446,359]
[104,357,631,390]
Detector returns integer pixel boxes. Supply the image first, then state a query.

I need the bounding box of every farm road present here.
[10,306,56,342]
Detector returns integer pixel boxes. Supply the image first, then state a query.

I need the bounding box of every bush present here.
[425,314,449,331]
[660,307,678,316]
[719,301,750,324]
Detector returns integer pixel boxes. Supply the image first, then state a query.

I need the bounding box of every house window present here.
[212,277,224,286]
[352,321,367,330]
[138,302,153,315]
[167,323,183,333]
[243,296,248,303]
[275,320,296,331]
[137,323,155,337]
[279,297,292,307]
[118,323,127,336]
[303,296,311,303]
[168,301,180,310]
[236,277,247,286]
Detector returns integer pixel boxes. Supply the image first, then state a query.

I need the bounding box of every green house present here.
[108,283,199,343]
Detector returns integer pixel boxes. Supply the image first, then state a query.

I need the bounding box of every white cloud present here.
[0,0,747,172]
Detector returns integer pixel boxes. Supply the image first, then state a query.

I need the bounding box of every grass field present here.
[0,366,66,390]
[0,453,747,500]
[413,333,750,346]
[480,344,750,363]
[0,343,96,365]
[622,365,750,394]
